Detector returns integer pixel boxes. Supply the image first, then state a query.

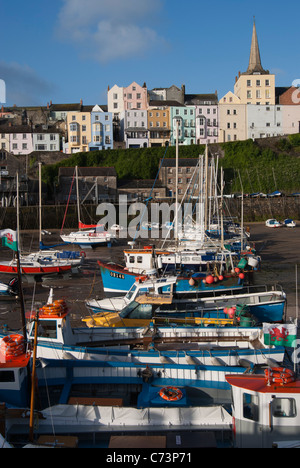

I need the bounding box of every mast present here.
[29,310,39,442]
[204,144,209,231]
[15,172,27,339]
[175,119,179,242]
[39,162,42,247]
[75,166,81,229]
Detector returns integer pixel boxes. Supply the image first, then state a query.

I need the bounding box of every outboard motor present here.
[8,277,19,294]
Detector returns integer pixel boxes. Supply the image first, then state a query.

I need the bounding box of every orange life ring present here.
[80,251,86,257]
[264,367,295,385]
[40,303,65,316]
[159,386,183,401]
[1,334,25,357]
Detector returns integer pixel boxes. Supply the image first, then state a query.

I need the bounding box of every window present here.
[256,90,261,99]
[30,320,57,339]
[243,393,259,421]
[247,80,252,87]
[82,125,86,132]
[0,370,15,382]
[113,93,118,99]
[272,398,296,418]
[265,79,270,86]
[256,80,261,87]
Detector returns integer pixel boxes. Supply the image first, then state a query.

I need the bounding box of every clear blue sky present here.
[0,0,299,107]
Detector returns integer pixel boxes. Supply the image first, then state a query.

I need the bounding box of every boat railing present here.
[191,283,285,300]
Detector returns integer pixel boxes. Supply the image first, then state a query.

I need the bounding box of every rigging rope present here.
[60,168,76,234]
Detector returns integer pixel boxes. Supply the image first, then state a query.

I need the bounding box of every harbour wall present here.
[0,197,299,230]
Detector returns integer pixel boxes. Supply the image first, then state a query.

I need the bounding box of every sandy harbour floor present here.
[0,222,298,330]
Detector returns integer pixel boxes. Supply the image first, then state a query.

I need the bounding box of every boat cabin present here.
[124,248,157,274]
[0,334,30,407]
[226,373,300,448]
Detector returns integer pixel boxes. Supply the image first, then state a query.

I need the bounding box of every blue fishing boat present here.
[98,258,246,295]
[88,272,286,323]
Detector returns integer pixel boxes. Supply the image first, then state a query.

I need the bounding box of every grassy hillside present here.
[41,134,300,195]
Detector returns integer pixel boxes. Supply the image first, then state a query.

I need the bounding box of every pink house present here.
[123,82,148,111]
[0,125,34,155]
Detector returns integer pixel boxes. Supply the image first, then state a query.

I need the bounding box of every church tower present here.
[234,19,275,105]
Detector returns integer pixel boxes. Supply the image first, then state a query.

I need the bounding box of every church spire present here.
[246,18,268,75]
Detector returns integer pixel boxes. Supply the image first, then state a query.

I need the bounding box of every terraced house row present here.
[0,20,300,157]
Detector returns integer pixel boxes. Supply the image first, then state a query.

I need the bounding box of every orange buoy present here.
[159,386,183,401]
[206,275,214,284]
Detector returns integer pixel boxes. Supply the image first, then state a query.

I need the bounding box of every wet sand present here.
[0,222,299,331]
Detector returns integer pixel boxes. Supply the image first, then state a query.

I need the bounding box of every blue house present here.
[170,105,196,146]
[89,105,113,151]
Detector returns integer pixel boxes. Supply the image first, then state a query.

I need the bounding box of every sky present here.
[0,0,299,107]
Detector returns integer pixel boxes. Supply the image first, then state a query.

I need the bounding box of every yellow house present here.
[234,20,275,106]
[66,103,93,153]
[148,107,171,146]
[218,92,247,143]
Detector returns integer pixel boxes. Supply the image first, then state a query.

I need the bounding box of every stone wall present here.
[0,197,299,230]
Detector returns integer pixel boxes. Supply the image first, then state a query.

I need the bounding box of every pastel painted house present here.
[0,125,34,155]
[123,82,148,111]
[120,109,149,148]
[185,93,219,145]
[89,105,113,151]
[247,105,283,139]
[33,125,61,152]
[66,105,93,154]
[170,105,196,146]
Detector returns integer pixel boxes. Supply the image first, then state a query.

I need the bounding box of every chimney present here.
[80,99,83,106]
